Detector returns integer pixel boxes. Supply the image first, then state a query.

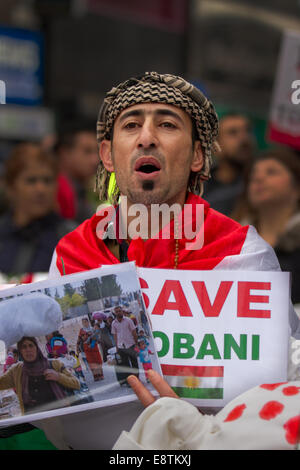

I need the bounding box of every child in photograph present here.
[45,331,67,359]
[3,347,18,373]
[69,350,85,381]
[88,322,102,349]
[76,335,90,372]
[69,350,89,393]
[77,318,104,381]
[58,351,77,373]
[136,339,154,383]
[137,328,149,347]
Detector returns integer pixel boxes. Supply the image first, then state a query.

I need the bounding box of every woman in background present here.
[0,143,75,275]
[232,147,300,304]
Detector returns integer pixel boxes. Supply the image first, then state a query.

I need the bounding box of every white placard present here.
[139,268,290,407]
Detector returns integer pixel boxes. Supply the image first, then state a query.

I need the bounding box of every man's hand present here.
[44,369,60,381]
[127,369,178,407]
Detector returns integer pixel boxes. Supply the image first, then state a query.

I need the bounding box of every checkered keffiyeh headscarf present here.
[96,71,219,203]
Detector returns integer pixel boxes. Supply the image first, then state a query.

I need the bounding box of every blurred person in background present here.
[232,147,300,304]
[54,123,99,224]
[3,347,18,373]
[0,143,75,275]
[204,113,256,215]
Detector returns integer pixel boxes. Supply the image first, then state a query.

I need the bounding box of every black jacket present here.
[0,212,76,275]
[274,213,300,305]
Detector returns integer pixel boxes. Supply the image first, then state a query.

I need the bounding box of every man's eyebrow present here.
[118,109,143,123]
[155,108,184,124]
[118,108,185,124]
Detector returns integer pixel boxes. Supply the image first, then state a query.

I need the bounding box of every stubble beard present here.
[112,148,193,207]
[127,180,172,206]
[112,150,172,206]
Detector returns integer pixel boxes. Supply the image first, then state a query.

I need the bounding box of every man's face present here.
[218,116,255,164]
[10,163,57,221]
[100,103,203,207]
[114,307,123,320]
[66,131,99,182]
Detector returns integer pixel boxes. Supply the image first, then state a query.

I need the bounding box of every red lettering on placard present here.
[151,280,193,317]
[192,281,233,317]
[139,277,150,309]
[237,282,271,318]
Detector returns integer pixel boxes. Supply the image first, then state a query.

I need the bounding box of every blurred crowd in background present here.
[0,0,299,306]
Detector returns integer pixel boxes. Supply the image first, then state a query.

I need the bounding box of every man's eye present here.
[161,122,176,128]
[26,177,37,184]
[227,129,239,137]
[124,122,139,129]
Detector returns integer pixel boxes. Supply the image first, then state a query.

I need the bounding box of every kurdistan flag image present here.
[161,364,224,399]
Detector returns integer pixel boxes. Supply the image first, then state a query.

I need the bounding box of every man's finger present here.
[127,370,179,408]
[147,370,178,399]
[127,375,156,407]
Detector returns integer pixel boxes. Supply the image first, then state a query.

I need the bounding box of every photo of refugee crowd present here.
[0,267,160,422]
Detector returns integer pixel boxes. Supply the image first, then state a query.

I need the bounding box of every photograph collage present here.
[0,263,161,425]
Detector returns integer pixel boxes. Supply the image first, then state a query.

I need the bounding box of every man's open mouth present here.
[134,157,161,174]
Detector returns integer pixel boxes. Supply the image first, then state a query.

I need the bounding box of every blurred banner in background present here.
[85,0,188,33]
[0,24,54,142]
[0,25,43,106]
[268,29,300,150]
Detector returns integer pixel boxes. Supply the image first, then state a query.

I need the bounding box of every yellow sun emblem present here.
[183,376,200,389]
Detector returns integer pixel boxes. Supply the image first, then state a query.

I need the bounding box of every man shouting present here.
[45,72,299,450]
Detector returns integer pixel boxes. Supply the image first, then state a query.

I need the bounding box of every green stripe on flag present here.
[172,387,223,399]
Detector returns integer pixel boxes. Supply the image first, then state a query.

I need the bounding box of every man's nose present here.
[137,121,158,148]
[240,130,252,143]
[36,180,51,193]
[34,180,47,191]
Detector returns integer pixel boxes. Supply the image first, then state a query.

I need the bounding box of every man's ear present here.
[190,141,203,173]
[99,140,114,172]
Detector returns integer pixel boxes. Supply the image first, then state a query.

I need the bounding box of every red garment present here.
[3,353,15,373]
[78,328,103,378]
[54,193,249,275]
[57,173,76,220]
[83,343,103,367]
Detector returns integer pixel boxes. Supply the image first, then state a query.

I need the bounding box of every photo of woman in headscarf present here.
[0,337,80,415]
[76,318,104,381]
